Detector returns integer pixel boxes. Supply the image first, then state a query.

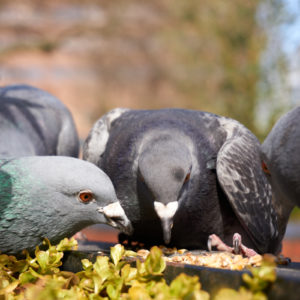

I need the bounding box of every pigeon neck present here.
[273,192,295,238]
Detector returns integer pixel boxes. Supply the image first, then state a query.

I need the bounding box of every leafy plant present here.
[0,238,277,299]
[214,258,276,300]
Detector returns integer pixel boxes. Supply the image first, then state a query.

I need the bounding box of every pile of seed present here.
[136,248,263,270]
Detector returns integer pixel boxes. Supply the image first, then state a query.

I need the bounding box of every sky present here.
[255,0,300,129]
[282,0,300,55]
[283,0,300,105]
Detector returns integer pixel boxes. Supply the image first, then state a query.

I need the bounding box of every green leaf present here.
[136,259,146,277]
[121,264,138,284]
[25,250,39,269]
[19,270,37,284]
[252,291,268,300]
[35,249,63,274]
[242,260,276,293]
[124,250,137,257]
[256,263,276,282]
[147,281,170,298]
[127,285,152,300]
[106,278,124,300]
[35,250,49,272]
[0,279,19,295]
[170,273,206,299]
[0,277,10,290]
[56,237,78,252]
[88,294,107,300]
[81,259,93,271]
[0,254,10,266]
[214,288,243,300]
[28,267,44,279]
[78,277,94,292]
[93,256,111,283]
[92,274,103,295]
[110,244,125,266]
[23,277,66,300]
[57,285,87,300]
[144,246,166,275]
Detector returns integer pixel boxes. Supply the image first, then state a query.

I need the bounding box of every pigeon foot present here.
[207,234,234,253]
[208,233,258,257]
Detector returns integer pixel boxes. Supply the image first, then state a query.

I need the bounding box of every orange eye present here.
[261,161,271,175]
[79,191,94,203]
[184,172,190,183]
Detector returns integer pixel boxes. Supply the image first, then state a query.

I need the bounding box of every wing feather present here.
[216,119,278,253]
[83,108,129,165]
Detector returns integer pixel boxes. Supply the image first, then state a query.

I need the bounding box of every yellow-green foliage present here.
[0,238,276,300]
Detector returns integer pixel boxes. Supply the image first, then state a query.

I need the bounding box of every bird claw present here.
[207,234,233,252]
[207,236,212,252]
[233,233,241,254]
[233,233,258,257]
[207,233,258,257]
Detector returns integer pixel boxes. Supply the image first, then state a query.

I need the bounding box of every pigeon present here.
[0,156,133,255]
[261,106,300,241]
[0,84,79,158]
[83,108,280,255]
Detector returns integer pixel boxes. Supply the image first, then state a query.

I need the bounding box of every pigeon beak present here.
[97,201,133,235]
[154,201,178,244]
[161,218,173,244]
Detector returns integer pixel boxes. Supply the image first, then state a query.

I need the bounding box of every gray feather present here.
[261,106,300,241]
[217,119,278,253]
[0,84,79,157]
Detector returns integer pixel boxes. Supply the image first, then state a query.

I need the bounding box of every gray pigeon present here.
[0,84,79,158]
[261,106,300,241]
[0,156,132,255]
[83,108,280,255]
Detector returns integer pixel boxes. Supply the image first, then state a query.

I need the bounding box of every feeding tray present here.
[61,241,300,300]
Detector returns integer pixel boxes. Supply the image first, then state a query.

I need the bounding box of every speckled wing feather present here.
[83,108,129,165]
[216,119,279,253]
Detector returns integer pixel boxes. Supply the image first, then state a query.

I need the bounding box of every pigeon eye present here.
[79,191,94,203]
[184,172,190,183]
[261,161,271,175]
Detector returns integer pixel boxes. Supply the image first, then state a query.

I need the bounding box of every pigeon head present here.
[138,135,192,244]
[261,108,300,209]
[27,156,133,234]
[0,156,132,254]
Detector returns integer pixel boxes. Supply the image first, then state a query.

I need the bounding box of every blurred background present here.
[0,0,299,259]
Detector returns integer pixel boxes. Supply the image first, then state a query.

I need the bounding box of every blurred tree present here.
[158,0,264,134]
[0,0,293,140]
[256,0,295,140]
[61,0,265,134]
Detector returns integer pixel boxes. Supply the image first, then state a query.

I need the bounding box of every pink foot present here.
[208,233,258,257]
[207,234,234,252]
[232,233,257,257]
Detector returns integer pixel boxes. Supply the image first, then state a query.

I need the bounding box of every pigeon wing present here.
[216,119,278,253]
[83,108,129,166]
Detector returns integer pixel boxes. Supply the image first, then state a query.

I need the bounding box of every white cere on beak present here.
[154,201,178,244]
[98,201,133,235]
[102,201,125,218]
[154,201,178,220]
